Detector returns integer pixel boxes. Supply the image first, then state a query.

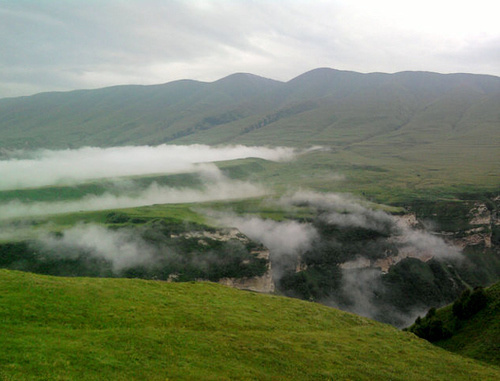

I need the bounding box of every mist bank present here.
[284,191,462,260]
[221,191,462,264]
[0,167,267,219]
[0,222,269,283]
[210,191,465,327]
[0,144,296,190]
[37,224,156,272]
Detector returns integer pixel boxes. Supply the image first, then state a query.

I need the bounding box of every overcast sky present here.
[1,0,499,98]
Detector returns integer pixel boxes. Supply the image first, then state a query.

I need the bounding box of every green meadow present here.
[1,269,499,380]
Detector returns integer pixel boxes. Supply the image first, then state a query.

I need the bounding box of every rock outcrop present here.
[218,247,275,293]
[177,228,275,293]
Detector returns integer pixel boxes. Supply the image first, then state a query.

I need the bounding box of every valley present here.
[0,68,499,378]
[1,165,498,328]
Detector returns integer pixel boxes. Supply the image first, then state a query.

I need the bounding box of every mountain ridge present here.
[3,68,500,102]
[1,67,499,150]
[1,67,498,197]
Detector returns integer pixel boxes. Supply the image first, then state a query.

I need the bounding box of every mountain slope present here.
[1,68,498,198]
[228,69,500,146]
[1,269,499,380]
[408,282,500,366]
[1,68,499,150]
[0,73,281,148]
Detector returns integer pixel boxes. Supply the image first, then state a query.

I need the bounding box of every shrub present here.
[452,287,488,320]
[409,310,452,342]
[105,212,130,224]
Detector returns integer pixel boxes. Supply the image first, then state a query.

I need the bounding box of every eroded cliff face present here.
[339,213,433,272]
[181,228,247,242]
[170,197,498,295]
[455,199,499,249]
[218,248,275,293]
[274,195,500,327]
[173,228,275,293]
[333,196,499,273]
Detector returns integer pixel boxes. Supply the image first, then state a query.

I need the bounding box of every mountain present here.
[1,68,499,149]
[1,269,499,380]
[1,68,499,199]
[0,73,282,148]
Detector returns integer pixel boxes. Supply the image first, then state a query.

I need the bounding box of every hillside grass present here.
[0,202,209,244]
[432,282,500,366]
[0,196,313,245]
[1,269,499,380]
[218,152,499,204]
[0,173,203,203]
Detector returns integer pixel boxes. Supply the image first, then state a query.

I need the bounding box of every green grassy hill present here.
[0,73,281,149]
[408,282,500,366]
[1,269,499,380]
[2,68,498,151]
[1,68,498,200]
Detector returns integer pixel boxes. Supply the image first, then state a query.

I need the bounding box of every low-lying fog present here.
[212,191,463,327]
[0,167,266,219]
[0,144,295,190]
[0,144,296,219]
[1,144,464,328]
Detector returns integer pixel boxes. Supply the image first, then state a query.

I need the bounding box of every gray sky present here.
[1,0,499,98]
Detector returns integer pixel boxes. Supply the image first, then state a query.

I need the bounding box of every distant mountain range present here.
[1,68,499,198]
[1,68,499,150]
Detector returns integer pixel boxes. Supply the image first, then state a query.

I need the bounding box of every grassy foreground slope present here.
[1,270,499,380]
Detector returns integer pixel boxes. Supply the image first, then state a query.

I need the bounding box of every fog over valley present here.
[0,144,296,190]
[0,142,489,329]
[1,1,499,377]
[0,174,267,220]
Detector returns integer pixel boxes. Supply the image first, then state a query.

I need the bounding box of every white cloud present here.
[217,214,318,259]
[0,172,268,220]
[0,144,295,190]
[37,224,156,272]
[279,190,462,261]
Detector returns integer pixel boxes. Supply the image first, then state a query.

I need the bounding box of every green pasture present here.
[1,269,499,380]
